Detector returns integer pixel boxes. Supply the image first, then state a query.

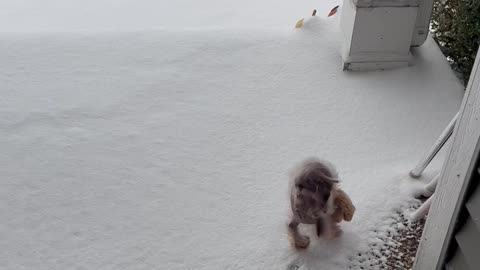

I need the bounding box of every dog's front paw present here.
[326,225,343,239]
[334,226,343,238]
[294,235,310,249]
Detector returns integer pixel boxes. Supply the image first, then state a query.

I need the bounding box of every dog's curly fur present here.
[288,158,342,249]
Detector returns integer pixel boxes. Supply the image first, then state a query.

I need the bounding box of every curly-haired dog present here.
[288,158,355,249]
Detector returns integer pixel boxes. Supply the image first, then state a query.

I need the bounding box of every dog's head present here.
[291,159,338,219]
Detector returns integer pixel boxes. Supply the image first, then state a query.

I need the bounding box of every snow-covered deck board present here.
[0,1,465,270]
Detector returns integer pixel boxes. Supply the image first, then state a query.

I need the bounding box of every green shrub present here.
[431,0,480,85]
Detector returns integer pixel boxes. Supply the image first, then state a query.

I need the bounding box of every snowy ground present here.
[0,1,465,270]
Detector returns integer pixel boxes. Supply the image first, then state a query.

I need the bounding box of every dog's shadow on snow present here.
[287,228,362,270]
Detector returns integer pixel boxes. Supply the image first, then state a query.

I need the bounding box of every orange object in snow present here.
[328,5,339,17]
[295,18,304,28]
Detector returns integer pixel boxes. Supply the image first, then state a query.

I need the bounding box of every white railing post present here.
[413,48,480,270]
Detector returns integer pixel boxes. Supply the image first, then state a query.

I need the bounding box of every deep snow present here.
[0,1,465,270]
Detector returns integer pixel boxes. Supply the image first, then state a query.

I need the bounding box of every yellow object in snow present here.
[295,18,304,28]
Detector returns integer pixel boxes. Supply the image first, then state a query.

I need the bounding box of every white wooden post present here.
[414,49,480,269]
[340,0,418,71]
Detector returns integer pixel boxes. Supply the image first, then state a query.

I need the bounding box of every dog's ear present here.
[334,189,355,222]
